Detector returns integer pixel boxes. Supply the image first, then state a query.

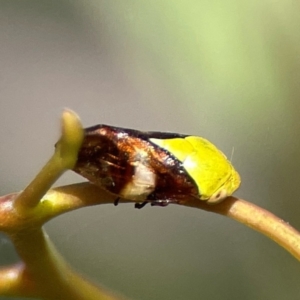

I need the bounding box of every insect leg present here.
[114,197,120,206]
[135,201,149,209]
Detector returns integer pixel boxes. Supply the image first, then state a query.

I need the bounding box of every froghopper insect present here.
[73,125,241,208]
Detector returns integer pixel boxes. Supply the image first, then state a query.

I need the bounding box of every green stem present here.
[0,263,30,297]
[11,228,125,300]
[184,196,300,261]
[13,110,84,212]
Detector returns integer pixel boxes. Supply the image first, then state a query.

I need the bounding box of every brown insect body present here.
[73,125,198,203]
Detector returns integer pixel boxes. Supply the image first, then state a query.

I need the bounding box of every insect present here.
[73,125,241,208]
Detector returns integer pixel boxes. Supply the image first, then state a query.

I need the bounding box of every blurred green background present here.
[0,1,300,299]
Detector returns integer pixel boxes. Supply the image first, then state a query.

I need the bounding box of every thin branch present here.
[13,110,84,212]
[40,184,300,262]
[10,228,126,300]
[0,263,35,298]
[0,188,128,300]
[0,109,127,300]
[1,184,300,300]
[1,107,299,300]
[183,196,300,261]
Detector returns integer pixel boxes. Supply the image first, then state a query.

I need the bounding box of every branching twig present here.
[20,181,300,262]
[13,110,84,212]
[0,263,33,298]
[11,228,124,300]
[0,109,299,299]
[0,110,126,300]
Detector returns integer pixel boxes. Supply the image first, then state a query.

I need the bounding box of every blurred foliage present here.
[81,0,300,115]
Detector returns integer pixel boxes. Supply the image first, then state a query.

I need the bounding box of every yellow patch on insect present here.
[150,136,241,204]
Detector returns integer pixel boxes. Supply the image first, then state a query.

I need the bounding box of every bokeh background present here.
[1,1,300,299]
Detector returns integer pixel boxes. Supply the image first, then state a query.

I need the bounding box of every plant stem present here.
[13,110,84,212]
[0,263,30,297]
[184,196,300,261]
[11,228,126,300]
[1,184,300,299]
[40,184,300,262]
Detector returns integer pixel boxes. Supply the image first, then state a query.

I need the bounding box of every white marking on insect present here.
[120,148,156,200]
